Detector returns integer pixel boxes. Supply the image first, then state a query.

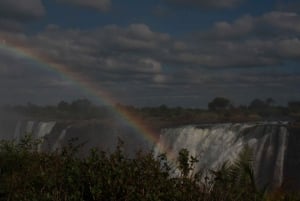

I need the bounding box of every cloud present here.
[201,11,300,40]
[0,0,45,21]
[3,11,300,77]
[275,1,300,13]
[29,23,297,83]
[261,11,300,33]
[187,11,300,67]
[57,0,111,11]
[200,15,255,40]
[277,38,300,59]
[1,23,172,89]
[28,15,300,72]
[0,19,24,32]
[1,17,300,105]
[164,0,244,9]
[0,0,45,32]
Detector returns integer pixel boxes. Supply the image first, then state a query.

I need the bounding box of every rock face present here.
[9,120,300,189]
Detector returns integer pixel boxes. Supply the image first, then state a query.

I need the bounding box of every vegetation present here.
[2,96,300,132]
[3,97,300,124]
[0,136,299,201]
[208,97,233,111]
[117,97,300,128]
[1,98,300,200]
[2,99,112,120]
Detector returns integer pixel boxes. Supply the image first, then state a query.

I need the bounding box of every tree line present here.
[2,97,300,122]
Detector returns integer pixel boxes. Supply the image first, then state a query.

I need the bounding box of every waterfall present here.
[10,120,293,188]
[11,120,152,155]
[156,122,289,188]
[13,121,56,143]
[51,127,69,152]
[34,122,56,139]
[13,121,22,141]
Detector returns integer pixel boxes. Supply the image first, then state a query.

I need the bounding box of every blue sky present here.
[0,0,300,107]
[31,0,276,34]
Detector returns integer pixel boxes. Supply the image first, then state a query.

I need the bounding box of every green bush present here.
[0,136,299,201]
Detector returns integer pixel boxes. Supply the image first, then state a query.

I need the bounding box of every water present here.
[155,122,289,188]
[14,121,56,140]
[13,120,152,155]
[11,120,291,188]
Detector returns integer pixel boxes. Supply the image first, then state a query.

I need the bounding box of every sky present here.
[0,0,300,107]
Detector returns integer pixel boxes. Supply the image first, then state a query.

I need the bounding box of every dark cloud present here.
[261,11,300,34]
[0,19,23,32]
[191,11,300,67]
[0,0,45,21]
[3,17,300,83]
[200,11,300,41]
[276,38,300,59]
[57,0,111,11]
[0,23,173,103]
[164,0,244,9]
[0,39,88,104]
[275,1,300,13]
[0,0,45,32]
[1,10,300,106]
[199,15,255,40]
[32,24,170,78]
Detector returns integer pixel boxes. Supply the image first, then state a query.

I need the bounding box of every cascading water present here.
[12,120,152,155]
[13,121,56,151]
[14,121,56,140]
[51,127,68,152]
[155,122,289,188]
[9,120,295,188]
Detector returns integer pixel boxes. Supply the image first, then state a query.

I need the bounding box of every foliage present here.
[0,137,299,201]
[288,101,300,110]
[3,99,112,120]
[208,97,232,111]
[209,146,265,201]
[249,99,268,110]
[2,96,299,125]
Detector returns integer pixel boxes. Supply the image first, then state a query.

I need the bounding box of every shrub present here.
[0,137,298,201]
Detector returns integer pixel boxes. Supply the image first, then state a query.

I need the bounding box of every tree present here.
[57,101,70,111]
[208,97,232,111]
[70,99,92,112]
[248,99,266,110]
[265,98,275,107]
[288,101,300,111]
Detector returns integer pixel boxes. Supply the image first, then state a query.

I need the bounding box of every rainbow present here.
[0,35,178,163]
